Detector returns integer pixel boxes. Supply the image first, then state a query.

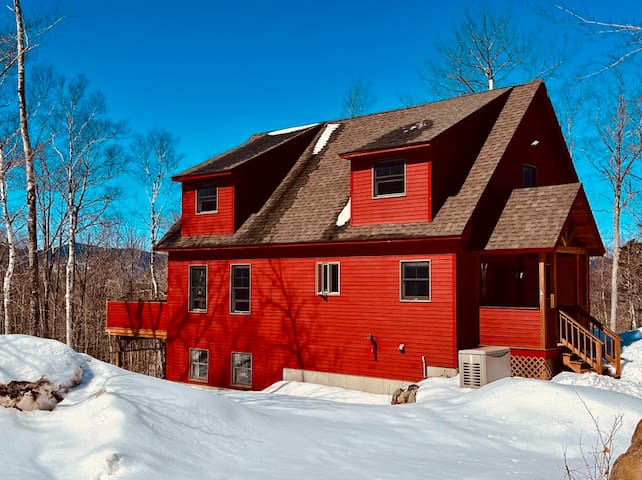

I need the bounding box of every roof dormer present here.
[340,143,432,226]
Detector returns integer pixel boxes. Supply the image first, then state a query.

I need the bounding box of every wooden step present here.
[562,352,584,374]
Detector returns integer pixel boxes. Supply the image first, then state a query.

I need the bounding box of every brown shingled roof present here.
[172,126,318,179]
[157,81,556,251]
[485,183,604,255]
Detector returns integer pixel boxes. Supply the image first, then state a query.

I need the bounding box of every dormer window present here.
[373,159,405,197]
[197,184,218,213]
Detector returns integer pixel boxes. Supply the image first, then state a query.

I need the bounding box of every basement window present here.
[196,184,218,213]
[189,348,208,382]
[231,352,252,387]
[231,265,251,313]
[189,265,207,312]
[401,260,431,301]
[373,159,405,197]
[317,262,340,295]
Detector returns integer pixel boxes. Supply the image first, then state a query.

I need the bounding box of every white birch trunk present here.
[65,205,77,346]
[14,0,40,334]
[150,203,158,299]
[0,151,15,334]
[610,195,620,332]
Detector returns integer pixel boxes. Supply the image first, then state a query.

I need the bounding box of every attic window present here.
[197,184,217,213]
[373,159,405,197]
[522,165,536,188]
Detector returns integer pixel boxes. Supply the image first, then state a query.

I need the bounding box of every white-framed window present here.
[522,164,536,188]
[373,159,405,197]
[316,262,340,295]
[231,352,252,387]
[189,265,207,312]
[196,184,218,213]
[400,260,431,302]
[189,348,208,382]
[230,264,251,313]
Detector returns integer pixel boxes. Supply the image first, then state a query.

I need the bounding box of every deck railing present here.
[558,310,603,374]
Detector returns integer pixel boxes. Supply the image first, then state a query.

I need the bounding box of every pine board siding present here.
[479,307,541,349]
[350,150,432,226]
[181,179,234,236]
[165,252,455,390]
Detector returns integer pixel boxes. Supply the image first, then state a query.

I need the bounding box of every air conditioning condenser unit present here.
[459,346,511,388]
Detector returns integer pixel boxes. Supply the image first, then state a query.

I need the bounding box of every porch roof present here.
[484,183,604,255]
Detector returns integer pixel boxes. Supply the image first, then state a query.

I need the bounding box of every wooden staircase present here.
[558,308,621,377]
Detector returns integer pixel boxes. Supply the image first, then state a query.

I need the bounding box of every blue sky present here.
[17,0,642,243]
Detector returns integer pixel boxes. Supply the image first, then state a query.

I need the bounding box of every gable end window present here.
[317,262,340,295]
[189,265,207,312]
[197,184,218,213]
[522,165,536,188]
[189,348,208,382]
[373,159,405,197]
[401,260,430,301]
[231,265,251,313]
[231,352,252,387]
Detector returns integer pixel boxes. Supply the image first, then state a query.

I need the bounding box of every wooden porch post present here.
[539,254,547,348]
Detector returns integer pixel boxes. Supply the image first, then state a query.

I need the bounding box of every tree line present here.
[0,2,178,364]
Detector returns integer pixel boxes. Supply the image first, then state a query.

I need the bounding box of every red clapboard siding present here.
[181,178,234,236]
[106,301,168,334]
[479,307,541,349]
[165,252,455,390]
[350,150,431,226]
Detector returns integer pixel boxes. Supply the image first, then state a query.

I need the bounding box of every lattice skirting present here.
[511,355,557,380]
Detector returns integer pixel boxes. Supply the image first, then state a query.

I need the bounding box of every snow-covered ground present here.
[1,333,641,479]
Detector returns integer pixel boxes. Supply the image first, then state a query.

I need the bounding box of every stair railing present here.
[569,308,621,378]
[558,310,603,374]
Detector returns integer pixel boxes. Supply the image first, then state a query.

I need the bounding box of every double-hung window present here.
[189,265,207,312]
[401,260,430,301]
[231,352,252,387]
[197,184,218,213]
[373,159,405,197]
[189,348,208,382]
[317,262,340,295]
[231,265,251,313]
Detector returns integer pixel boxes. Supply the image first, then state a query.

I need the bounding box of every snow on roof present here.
[312,123,340,154]
[267,123,320,136]
[335,197,350,227]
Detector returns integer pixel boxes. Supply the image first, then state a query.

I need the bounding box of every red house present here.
[107,81,620,393]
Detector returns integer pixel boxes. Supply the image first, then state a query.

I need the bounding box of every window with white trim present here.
[317,262,340,295]
[189,265,207,312]
[231,352,252,387]
[197,184,217,213]
[231,265,250,313]
[373,159,405,197]
[401,260,430,301]
[189,348,208,382]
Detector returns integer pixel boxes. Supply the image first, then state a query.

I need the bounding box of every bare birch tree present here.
[341,80,376,118]
[130,128,179,300]
[586,75,642,331]
[556,5,642,76]
[13,0,40,335]
[0,139,19,334]
[49,75,125,346]
[424,2,562,97]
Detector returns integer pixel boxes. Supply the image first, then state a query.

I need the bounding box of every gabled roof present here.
[158,81,582,251]
[485,183,605,255]
[172,125,320,180]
